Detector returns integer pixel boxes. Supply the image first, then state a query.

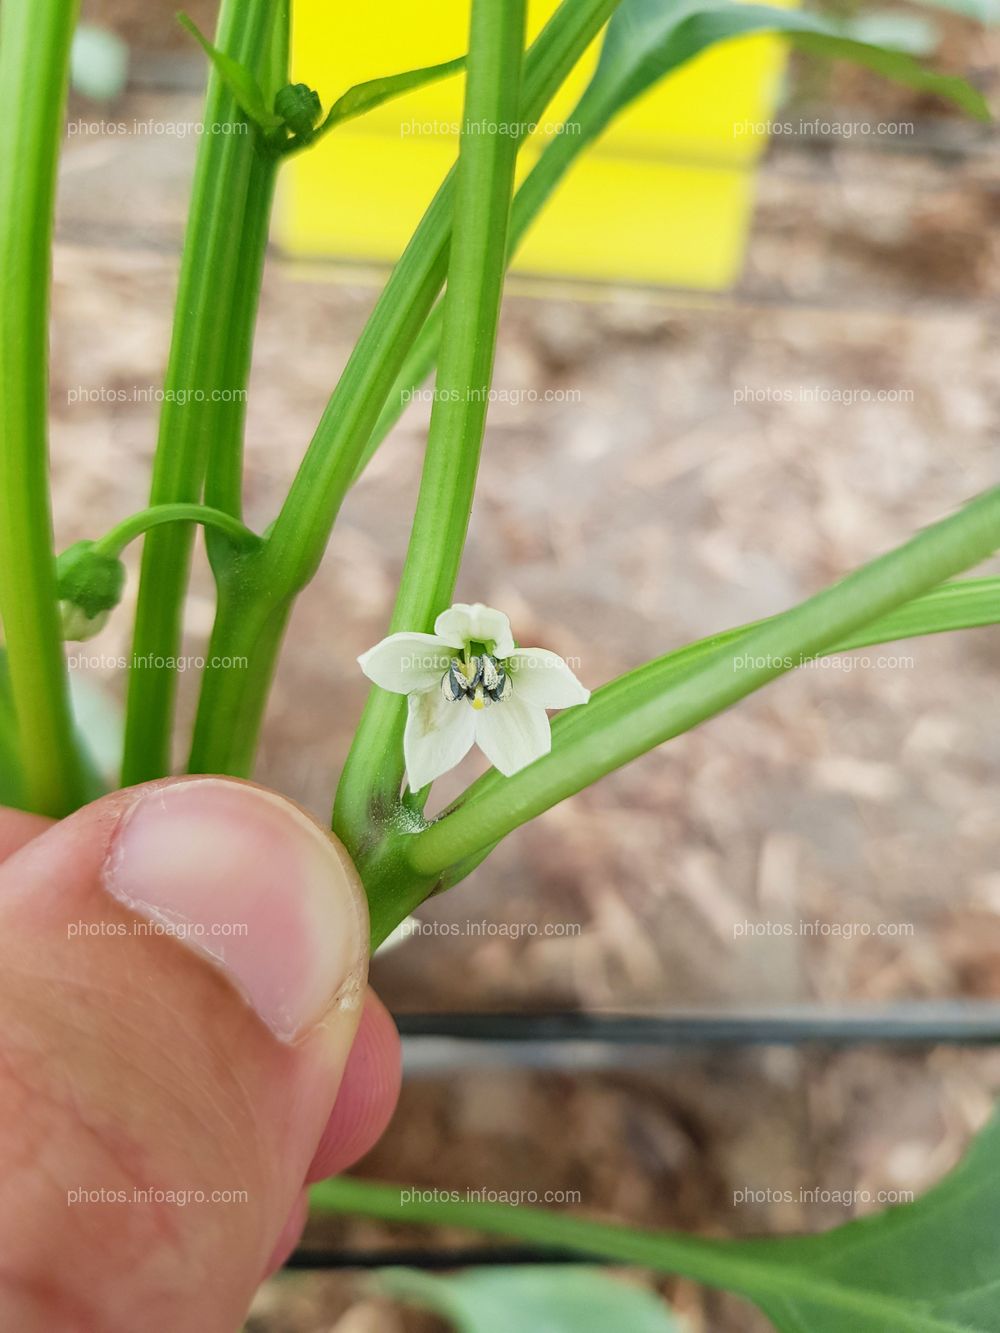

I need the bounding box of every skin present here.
[0,781,401,1332]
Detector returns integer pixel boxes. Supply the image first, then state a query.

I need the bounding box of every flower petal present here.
[507,648,590,710]
[433,603,515,657]
[404,688,476,788]
[473,696,551,777]
[358,632,454,695]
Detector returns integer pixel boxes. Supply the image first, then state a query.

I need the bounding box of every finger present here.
[263,1190,310,1278]
[0,807,52,863]
[0,777,368,1332]
[307,988,402,1182]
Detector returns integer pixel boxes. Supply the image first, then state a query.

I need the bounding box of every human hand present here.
[0,778,401,1331]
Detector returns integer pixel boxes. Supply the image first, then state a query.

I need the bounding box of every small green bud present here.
[56,540,126,642]
[274,82,322,137]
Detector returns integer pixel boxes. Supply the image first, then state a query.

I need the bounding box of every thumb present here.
[0,777,368,1333]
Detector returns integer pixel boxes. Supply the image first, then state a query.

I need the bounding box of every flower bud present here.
[56,540,126,642]
[274,82,322,137]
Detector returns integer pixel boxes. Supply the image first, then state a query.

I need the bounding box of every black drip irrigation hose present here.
[287,1245,590,1271]
[397,1002,1000,1055]
[290,1002,1000,1272]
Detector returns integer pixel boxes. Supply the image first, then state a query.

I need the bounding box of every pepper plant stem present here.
[188,590,291,777]
[334,0,527,853]
[204,0,288,555]
[356,117,601,480]
[187,0,623,776]
[263,0,616,596]
[121,0,280,787]
[203,152,279,570]
[0,0,87,816]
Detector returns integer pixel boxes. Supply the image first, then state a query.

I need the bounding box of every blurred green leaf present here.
[377,1267,680,1333]
[316,1103,1000,1330]
[590,0,990,126]
[838,11,940,55]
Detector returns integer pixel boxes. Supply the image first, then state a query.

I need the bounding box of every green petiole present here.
[404,488,1000,889]
[357,572,999,947]
[93,506,261,560]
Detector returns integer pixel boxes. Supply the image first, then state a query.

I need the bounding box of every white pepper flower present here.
[358,602,589,789]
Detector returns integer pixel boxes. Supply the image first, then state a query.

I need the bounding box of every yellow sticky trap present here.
[277,0,796,291]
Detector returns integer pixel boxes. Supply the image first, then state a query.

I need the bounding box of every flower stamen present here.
[441,651,510,709]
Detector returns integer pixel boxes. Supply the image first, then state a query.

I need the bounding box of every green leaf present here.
[377,1267,680,1333]
[838,11,940,56]
[592,0,989,127]
[313,1103,1000,1330]
[320,55,467,133]
[281,54,468,157]
[176,12,283,130]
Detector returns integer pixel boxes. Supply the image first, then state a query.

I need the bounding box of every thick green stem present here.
[393,488,1000,893]
[187,588,290,777]
[203,153,279,567]
[334,0,527,855]
[121,0,279,787]
[187,0,624,777]
[194,4,288,770]
[0,0,87,816]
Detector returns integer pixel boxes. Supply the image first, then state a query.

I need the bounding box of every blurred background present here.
[54,1,1000,1327]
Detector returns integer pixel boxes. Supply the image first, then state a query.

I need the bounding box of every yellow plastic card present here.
[276,1,794,289]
